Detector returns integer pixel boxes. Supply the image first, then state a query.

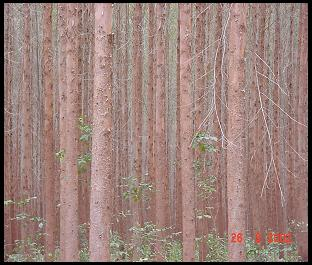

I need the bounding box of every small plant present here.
[79,223,90,262]
[122,176,154,203]
[6,234,45,262]
[4,198,46,262]
[205,233,228,261]
[129,222,158,261]
[164,239,182,261]
[79,115,92,142]
[56,149,65,161]
[197,175,217,199]
[195,208,212,220]
[192,131,218,153]
[110,230,129,261]
[77,152,92,174]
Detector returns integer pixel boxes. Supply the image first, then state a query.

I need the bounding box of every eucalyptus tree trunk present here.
[21,3,33,244]
[226,3,247,262]
[295,3,308,261]
[89,3,113,261]
[42,3,56,260]
[58,3,67,261]
[179,3,196,261]
[154,3,169,261]
[62,3,80,261]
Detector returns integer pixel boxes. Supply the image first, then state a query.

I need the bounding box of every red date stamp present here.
[230,232,292,244]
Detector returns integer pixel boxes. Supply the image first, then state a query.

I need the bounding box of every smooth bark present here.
[89,3,113,261]
[227,3,247,262]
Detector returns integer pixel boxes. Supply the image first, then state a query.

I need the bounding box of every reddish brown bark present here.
[194,3,207,262]
[295,3,308,261]
[132,4,144,229]
[11,5,22,243]
[249,4,267,245]
[62,3,80,261]
[213,2,224,238]
[89,3,113,261]
[247,4,258,239]
[264,3,276,235]
[175,7,182,241]
[286,3,295,227]
[77,5,88,229]
[147,3,156,226]
[21,3,33,243]
[42,4,56,260]
[271,5,287,243]
[120,4,130,241]
[179,3,196,261]
[256,4,268,245]
[227,3,247,262]
[58,3,67,261]
[154,3,169,260]
[4,3,13,256]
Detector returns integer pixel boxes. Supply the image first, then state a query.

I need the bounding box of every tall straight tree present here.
[120,4,130,240]
[4,3,13,255]
[213,2,224,237]
[147,3,156,226]
[89,3,113,261]
[58,3,67,261]
[194,3,207,261]
[175,6,182,240]
[296,3,308,261]
[226,3,247,262]
[21,2,33,243]
[255,4,267,244]
[62,3,80,261]
[42,4,56,260]
[154,3,169,261]
[132,3,143,227]
[179,3,195,261]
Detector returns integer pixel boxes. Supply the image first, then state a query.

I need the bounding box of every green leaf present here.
[80,134,90,142]
[199,143,206,152]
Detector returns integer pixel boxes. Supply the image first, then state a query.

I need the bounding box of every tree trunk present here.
[58,3,67,261]
[89,3,113,261]
[227,3,247,262]
[255,3,267,246]
[154,3,169,261]
[175,6,182,241]
[62,3,80,261]
[120,3,130,241]
[21,2,33,244]
[179,3,196,261]
[194,3,207,261]
[147,3,156,226]
[42,4,56,260]
[295,3,308,261]
[4,3,13,256]
[132,3,144,229]
[214,3,225,238]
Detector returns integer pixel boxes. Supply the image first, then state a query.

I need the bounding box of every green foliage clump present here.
[110,231,129,261]
[79,223,90,262]
[6,238,45,262]
[55,149,65,161]
[122,176,154,203]
[164,240,182,261]
[79,115,92,142]
[192,131,218,153]
[204,233,228,261]
[77,152,92,174]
